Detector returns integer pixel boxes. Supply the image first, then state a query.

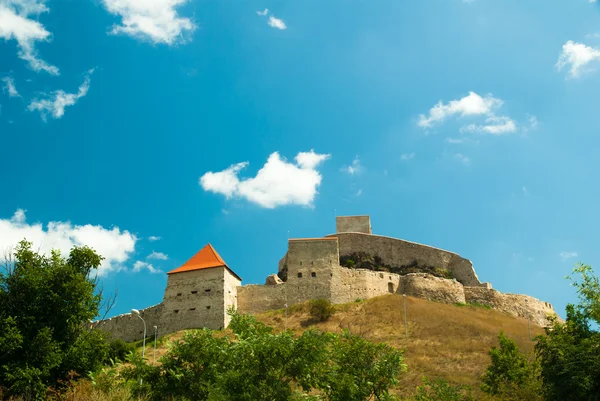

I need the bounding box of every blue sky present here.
[1,0,600,319]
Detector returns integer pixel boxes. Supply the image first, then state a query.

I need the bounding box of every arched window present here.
[388,282,394,293]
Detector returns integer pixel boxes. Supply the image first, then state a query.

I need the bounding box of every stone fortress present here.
[96,216,559,342]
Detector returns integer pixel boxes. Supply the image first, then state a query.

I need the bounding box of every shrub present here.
[309,298,335,322]
[107,339,135,362]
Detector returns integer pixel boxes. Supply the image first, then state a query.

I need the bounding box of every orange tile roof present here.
[167,243,229,275]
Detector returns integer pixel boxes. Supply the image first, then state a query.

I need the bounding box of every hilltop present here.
[141,294,545,398]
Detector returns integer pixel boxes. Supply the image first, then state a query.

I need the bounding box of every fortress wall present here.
[331,233,483,287]
[464,287,557,326]
[400,274,466,304]
[336,216,372,234]
[237,284,287,314]
[94,304,163,343]
[330,265,401,304]
[162,267,227,330]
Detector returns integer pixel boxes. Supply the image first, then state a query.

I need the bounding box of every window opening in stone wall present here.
[311,272,316,278]
[389,276,392,280]
[177,293,182,296]
[206,306,211,310]
[379,273,384,278]
[205,289,211,292]
[298,272,303,278]
[191,290,198,294]
[174,310,179,313]
[300,261,303,265]
[190,308,196,311]
[388,283,394,293]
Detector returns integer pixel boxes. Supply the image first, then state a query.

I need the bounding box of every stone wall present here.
[330,265,401,304]
[336,215,372,234]
[162,267,228,331]
[464,287,558,326]
[400,273,466,304]
[223,269,242,327]
[237,284,287,314]
[94,304,163,343]
[330,232,488,287]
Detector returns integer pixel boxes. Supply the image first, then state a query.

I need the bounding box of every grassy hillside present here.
[143,294,545,398]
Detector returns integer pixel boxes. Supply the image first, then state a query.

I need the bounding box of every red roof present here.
[167,244,232,276]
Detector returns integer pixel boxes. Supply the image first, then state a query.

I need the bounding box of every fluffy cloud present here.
[418,91,524,135]
[556,40,600,78]
[101,0,195,45]
[133,260,160,274]
[0,0,59,74]
[148,235,161,241]
[268,15,287,30]
[2,76,19,97]
[200,150,330,208]
[341,156,362,175]
[460,115,517,135]
[0,209,137,275]
[418,91,503,128]
[559,251,578,261]
[28,70,93,121]
[147,251,168,260]
[400,153,415,161]
[256,8,268,16]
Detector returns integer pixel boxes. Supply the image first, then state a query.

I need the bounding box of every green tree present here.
[413,378,473,401]
[309,298,335,322]
[0,240,110,399]
[535,263,600,401]
[126,311,406,401]
[481,331,539,398]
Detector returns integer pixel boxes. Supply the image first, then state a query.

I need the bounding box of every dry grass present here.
[256,295,543,398]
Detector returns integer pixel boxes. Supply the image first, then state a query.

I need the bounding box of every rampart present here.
[95,215,559,341]
[328,232,490,288]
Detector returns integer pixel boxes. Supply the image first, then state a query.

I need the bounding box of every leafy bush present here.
[107,339,135,362]
[339,253,453,279]
[481,332,542,400]
[123,311,406,401]
[309,298,335,322]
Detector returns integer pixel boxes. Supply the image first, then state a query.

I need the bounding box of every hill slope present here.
[147,294,545,398]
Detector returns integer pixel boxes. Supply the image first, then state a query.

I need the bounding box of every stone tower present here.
[161,243,242,331]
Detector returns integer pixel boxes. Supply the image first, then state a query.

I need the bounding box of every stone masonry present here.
[95,216,559,341]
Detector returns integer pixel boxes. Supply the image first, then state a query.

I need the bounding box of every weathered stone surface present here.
[464,287,559,326]
[265,274,283,285]
[96,215,558,342]
[400,273,466,304]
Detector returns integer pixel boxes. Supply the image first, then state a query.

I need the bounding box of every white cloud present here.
[400,153,415,161]
[445,137,469,144]
[342,156,362,175]
[268,15,286,30]
[556,40,600,78]
[460,115,517,135]
[256,8,268,16]
[133,260,160,274]
[101,0,195,45]
[454,153,470,165]
[2,76,19,97]
[0,0,59,74]
[0,209,137,275]
[200,150,330,208]
[147,251,168,260]
[418,91,502,128]
[28,70,93,121]
[559,251,578,261]
[148,235,161,241]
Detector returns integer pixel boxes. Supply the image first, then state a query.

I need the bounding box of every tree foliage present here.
[534,263,600,401]
[309,298,335,322]
[123,311,406,401]
[0,240,110,399]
